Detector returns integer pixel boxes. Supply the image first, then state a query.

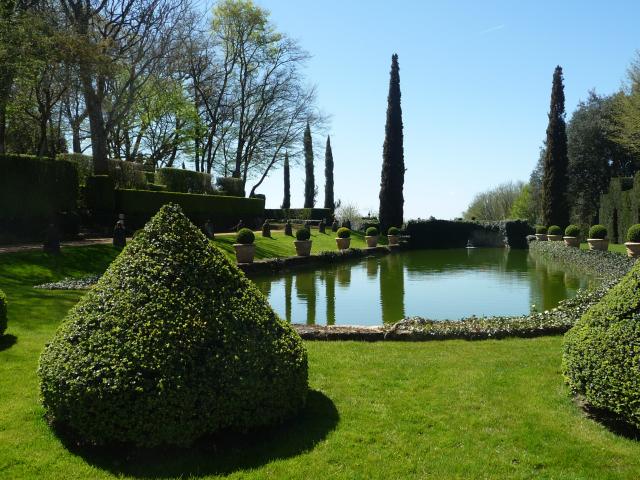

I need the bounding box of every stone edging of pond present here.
[295,242,635,342]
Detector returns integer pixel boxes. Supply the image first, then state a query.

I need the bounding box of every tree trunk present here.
[80,69,108,174]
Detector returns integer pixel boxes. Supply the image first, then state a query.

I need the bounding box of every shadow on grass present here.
[577,396,640,441]
[0,334,17,351]
[59,390,338,478]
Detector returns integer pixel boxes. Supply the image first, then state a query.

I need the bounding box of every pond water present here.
[251,248,599,326]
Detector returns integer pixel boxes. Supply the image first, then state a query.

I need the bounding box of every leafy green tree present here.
[542,66,570,227]
[324,136,334,210]
[281,152,290,209]
[303,122,315,208]
[379,54,405,232]
[464,181,523,221]
[510,184,537,223]
[611,54,640,157]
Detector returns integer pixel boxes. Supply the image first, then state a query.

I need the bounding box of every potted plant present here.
[336,227,351,250]
[625,224,640,258]
[234,228,255,263]
[365,226,379,248]
[547,225,562,241]
[587,224,609,251]
[388,226,400,246]
[535,225,548,241]
[563,224,581,248]
[294,227,312,256]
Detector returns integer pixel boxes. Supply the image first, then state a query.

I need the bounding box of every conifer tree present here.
[281,152,291,209]
[542,66,570,227]
[324,136,334,210]
[378,54,405,232]
[303,122,315,208]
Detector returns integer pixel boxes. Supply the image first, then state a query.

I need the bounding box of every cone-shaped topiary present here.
[38,204,308,447]
[563,260,640,428]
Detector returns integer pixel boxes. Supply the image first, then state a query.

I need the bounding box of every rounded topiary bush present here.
[366,226,378,236]
[236,227,255,244]
[565,224,581,237]
[388,226,400,236]
[337,227,350,239]
[295,227,311,241]
[563,258,640,428]
[588,224,607,239]
[627,224,640,243]
[535,225,548,234]
[0,289,7,336]
[38,204,308,447]
[547,225,562,235]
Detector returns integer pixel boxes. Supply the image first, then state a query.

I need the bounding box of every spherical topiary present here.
[366,226,379,236]
[0,289,7,336]
[337,227,351,239]
[535,225,548,234]
[565,224,581,237]
[627,224,640,243]
[547,225,562,235]
[388,226,400,236]
[38,204,308,447]
[295,228,311,241]
[588,224,607,239]
[563,259,640,429]
[236,227,255,244]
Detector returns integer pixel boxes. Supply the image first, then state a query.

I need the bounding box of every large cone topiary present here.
[563,262,640,427]
[38,204,308,447]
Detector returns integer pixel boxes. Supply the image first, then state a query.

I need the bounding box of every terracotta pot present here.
[388,235,400,246]
[294,240,312,257]
[535,234,548,241]
[587,238,609,251]
[233,243,255,263]
[625,242,640,258]
[547,234,563,241]
[365,236,378,248]
[336,237,351,250]
[563,236,579,248]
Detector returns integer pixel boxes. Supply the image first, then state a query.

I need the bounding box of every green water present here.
[251,248,598,326]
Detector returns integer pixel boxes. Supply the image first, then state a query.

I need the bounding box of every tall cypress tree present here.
[378,54,405,232]
[324,136,334,210]
[303,122,315,208]
[281,152,290,209]
[542,65,570,227]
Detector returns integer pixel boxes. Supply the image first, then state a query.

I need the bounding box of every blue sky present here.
[247,0,639,219]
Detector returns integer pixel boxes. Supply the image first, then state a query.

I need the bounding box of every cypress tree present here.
[324,136,334,211]
[542,66,570,227]
[303,122,315,208]
[378,53,405,233]
[281,152,291,209]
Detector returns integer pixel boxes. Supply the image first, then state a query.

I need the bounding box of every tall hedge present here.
[264,208,331,221]
[155,167,213,194]
[38,204,308,447]
[599,175,637,243]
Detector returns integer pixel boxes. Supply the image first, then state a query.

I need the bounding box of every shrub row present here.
[215,177,245,197]
[264,208,332,221]
[57,154,148,190]
[155,168,214,194]
[599,175,639,243]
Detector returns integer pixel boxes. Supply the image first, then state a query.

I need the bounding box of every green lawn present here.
[1,247,640,479]
[580,242,627,254]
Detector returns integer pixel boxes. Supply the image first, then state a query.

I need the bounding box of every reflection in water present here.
[251,249,597,326]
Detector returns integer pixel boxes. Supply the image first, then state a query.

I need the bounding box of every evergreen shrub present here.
[626,224,640,243]
[155,168,213,194]
[548,225,562,235]
[295,228,311,241]
[236,228,255,244]
[565,224,581,237]
[536,225,548,234]
[588,225,607,239]
[337,227,351,239]
[366,226,379,236]
[388,226,400,236]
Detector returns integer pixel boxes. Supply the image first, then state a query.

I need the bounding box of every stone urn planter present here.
[336,237,351,250]
[563,236,580,248]
[365,236,378,248]
[625,242,640,258]
[233,243,255,263]
[547,235,562,241]
[587,238,609,251]
[387,235,400,246]
[294,240,312,257]
[535,234,548,241]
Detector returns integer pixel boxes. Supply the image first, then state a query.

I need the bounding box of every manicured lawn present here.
[1,247,640,479]
[580,242,626,254]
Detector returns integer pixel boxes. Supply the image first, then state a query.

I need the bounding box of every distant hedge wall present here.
[405,219,533,249]
[56,154,147,189]
[115,189,265,229]
[265,208,332,221]
[599,175,639,244]
[216,177,245,197]
[155,168,213,194]
[0,154,79,240]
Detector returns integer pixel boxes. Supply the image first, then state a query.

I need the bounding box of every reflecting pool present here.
[251,248,598,326]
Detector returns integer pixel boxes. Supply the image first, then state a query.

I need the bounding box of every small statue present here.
[284,220,293,236]
[262,221,271,238]
[113,220,126,248]
[331,219,339,232]
[341,219,351,229]
[235,219,244,232]
[204,219,215,239]
[43,222,60,254]
[319,219,326,234]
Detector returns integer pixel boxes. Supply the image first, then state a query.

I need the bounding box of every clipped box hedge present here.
[265,208,332,221]
[599,175,638,244]
[155,167,213,194]
[115,189,265,229]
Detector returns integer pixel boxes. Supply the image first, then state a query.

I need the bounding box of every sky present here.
[235,0,640,219]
